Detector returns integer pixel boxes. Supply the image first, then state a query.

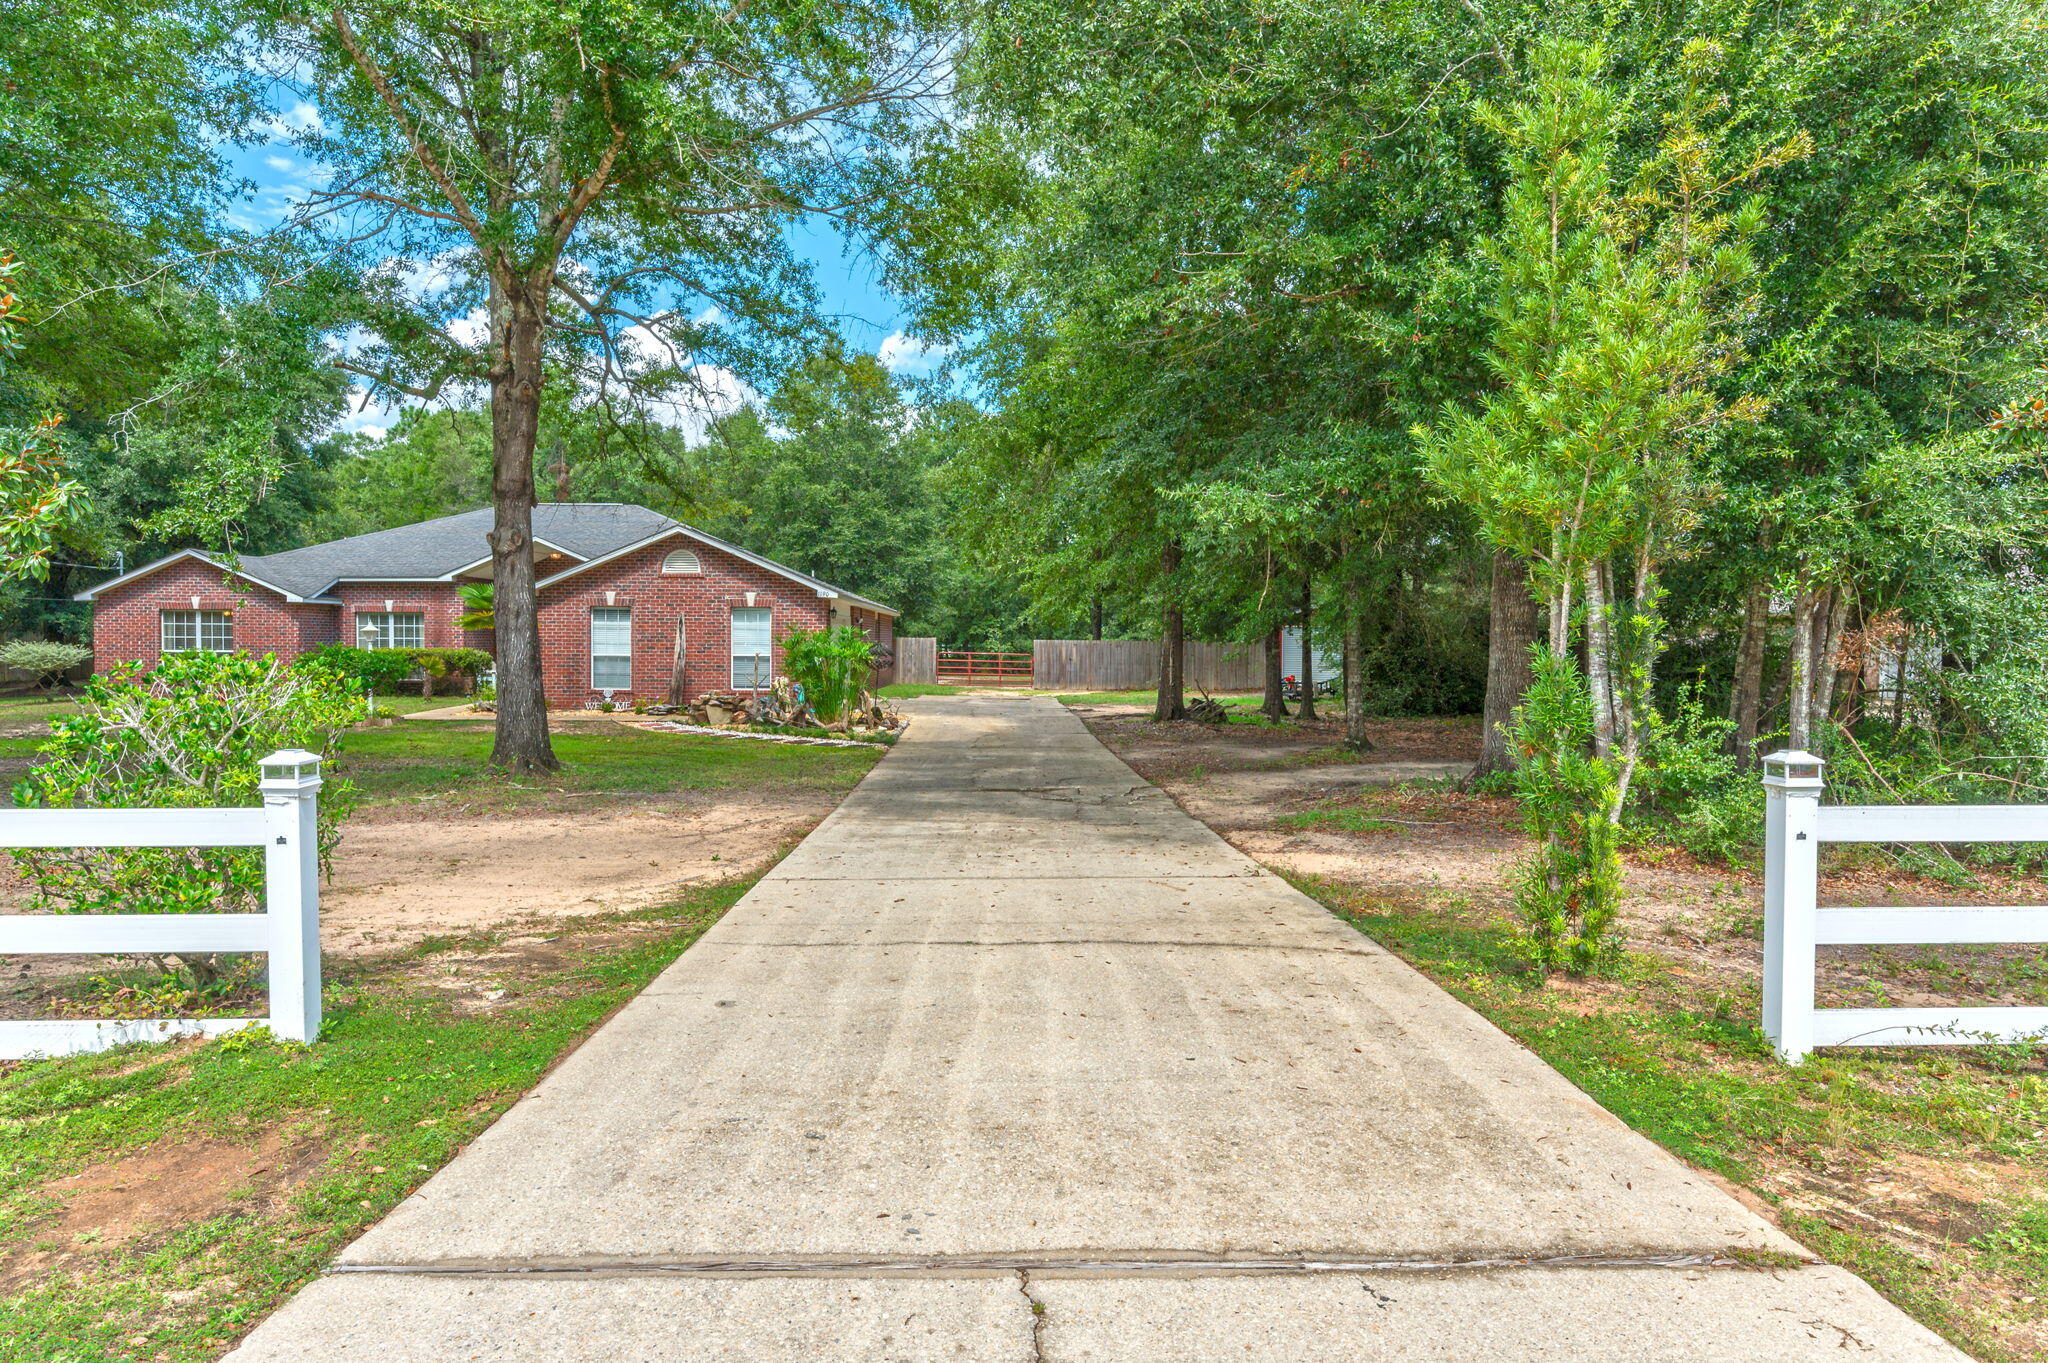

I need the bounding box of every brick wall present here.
[535,535,833,707]
[88,557,338,674]
[89,536,898,708]
[330,582,477,652]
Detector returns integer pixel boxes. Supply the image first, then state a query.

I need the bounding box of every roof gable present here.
[534,523,899,617]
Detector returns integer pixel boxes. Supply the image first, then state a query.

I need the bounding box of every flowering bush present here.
[11,652,365,988]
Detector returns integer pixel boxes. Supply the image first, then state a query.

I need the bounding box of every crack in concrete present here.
[1017,1269,1048,1362]
[327,1251,1771,1279]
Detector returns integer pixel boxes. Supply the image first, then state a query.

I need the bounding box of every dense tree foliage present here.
[4,0,2045,874]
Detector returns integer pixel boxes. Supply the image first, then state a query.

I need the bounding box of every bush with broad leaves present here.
[10,652,365,990]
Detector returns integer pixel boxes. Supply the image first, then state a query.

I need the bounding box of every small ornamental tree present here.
[779,626,875,726]
[0,639,92,689]
[11,653,365,990]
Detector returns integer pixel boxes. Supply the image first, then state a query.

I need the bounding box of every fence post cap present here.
[258,750,324,787]
[1759,749,1825,788]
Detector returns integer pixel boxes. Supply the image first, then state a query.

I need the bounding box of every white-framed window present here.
[660,547,702,575]
[356,612,425,650]
[591,607,633,690]
[160,609,233,653]
[731,607,771,689]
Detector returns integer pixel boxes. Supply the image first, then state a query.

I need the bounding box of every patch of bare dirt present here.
[322,792,829,954]
[1084,707,2048,1012]
[0,787,836,1014]
[0,1127,326,1294]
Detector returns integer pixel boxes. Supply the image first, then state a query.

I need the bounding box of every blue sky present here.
[230,108,939,440]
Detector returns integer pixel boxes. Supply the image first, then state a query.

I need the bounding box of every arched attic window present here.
[660,547,702,575]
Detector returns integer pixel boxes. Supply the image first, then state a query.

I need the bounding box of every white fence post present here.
[259,750,323,1044]
[1761,750,1825,1064]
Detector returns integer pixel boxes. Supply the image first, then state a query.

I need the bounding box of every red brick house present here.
[77,504,898,707]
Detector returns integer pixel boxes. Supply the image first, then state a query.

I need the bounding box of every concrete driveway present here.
[228,695,1964,1361]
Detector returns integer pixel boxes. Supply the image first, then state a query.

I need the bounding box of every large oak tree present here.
[263,0,948,769]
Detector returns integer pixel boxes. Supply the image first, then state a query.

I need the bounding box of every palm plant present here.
[455,583,494,631]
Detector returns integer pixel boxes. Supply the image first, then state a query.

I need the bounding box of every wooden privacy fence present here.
[1762,749,2048,1064]
[1032,638,1265,692]
[938,650,1034,684]
[894,637,938,686]
[0,751,325,1060]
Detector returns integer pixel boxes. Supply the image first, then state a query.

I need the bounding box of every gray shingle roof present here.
[80,503,898,616]
[235,503,680,598]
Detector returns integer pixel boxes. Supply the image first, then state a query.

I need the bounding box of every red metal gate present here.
[936,650,1034,685]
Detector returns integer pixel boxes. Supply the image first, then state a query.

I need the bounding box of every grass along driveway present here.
[340,720,881,814]
[0,878,753,1362]
[1078,708,2048,1363]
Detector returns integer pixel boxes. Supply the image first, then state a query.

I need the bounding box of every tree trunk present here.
[1810,586,1851,745]
[1154,541,1186,721]
[1785,583,1822,751]
[1090,594,1104,641]
[1296,575,1319,722]
[486,282,561,772]
[667,613,690,706]
[1341,575,1373,753]
[1726,580,1769,765]
[1583,560,1616,761]
[1261,624,1287,720]
[1475,550,1538,779]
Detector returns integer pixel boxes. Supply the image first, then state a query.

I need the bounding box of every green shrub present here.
[1509,650,1623,977]
[11,652,365,990]
[409,647,492,697]
[1627,682,1764,865]
[0,638,92,688]
[780,626,875,724]
[296,643,414,694]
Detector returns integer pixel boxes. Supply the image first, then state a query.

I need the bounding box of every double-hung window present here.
[591,608,633,690]
[160,610,233,653]
[356,612,425,650]
[731,608,772,689]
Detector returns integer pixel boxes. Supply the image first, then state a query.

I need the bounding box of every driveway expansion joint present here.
[324,1250,1787,1279]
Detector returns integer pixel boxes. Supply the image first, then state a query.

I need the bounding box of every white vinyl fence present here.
[1762,749,2048,1064]
[0,750,324,1060]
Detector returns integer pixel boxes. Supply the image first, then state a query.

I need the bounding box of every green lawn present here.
[1273,807,1398,834]
[339,721,881,810]
[0,879,752,1363]
[0,695,82,732]
[877,683,965,698]
[1300,874,2048,1362]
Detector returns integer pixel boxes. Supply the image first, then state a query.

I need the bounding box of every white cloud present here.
[264,154,297,173]
[635,363,760,444]
[877,331,952,377]
[261,100,326,139]
[446,306,491,348]
[335,385,401,441]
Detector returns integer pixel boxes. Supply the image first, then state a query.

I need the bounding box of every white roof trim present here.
[72,549,320,604]
[442,538,580,580]
[536,524,898,617]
